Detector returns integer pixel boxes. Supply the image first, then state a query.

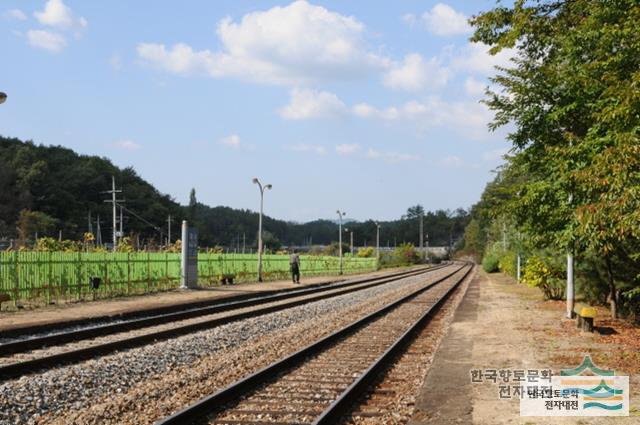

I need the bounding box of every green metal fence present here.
[0,252,377,305]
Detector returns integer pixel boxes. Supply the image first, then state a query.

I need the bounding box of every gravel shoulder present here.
[409,270,640,425]
[0,267,415,332]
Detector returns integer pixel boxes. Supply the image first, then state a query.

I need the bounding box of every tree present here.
[17,209,58,242]
[471,0,640,317]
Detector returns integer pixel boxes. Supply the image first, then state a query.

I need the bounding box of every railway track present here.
[0,264,452,381]
[155,262,472,425]
[1,266,444,343]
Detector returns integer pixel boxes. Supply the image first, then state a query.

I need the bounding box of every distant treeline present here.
[0,136,469,248]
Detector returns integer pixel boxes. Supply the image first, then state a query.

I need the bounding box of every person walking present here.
[290,250,301,284]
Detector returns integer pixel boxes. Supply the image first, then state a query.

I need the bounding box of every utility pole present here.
[242,233,246,254]
[96,215,103,246]
[167,215,172,245]
[88,211,93,235]
[419,212,424,261]
[350,231,354,256]
[103,176,123,252]
[337,210,346,274]
[119,205,124,237]
[375,222,380,263]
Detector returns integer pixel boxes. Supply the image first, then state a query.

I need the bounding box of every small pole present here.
[419,212,424,260]
[180,220,188,288]
[337,210,345,274]
[567,253,574,318]
[375,223,380,263]
[517,254,521,283]
[350,231,353,257]
[167,215,172,245]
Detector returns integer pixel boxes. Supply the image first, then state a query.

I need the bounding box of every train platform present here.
[409,270,640,425]
[0,267,413,334]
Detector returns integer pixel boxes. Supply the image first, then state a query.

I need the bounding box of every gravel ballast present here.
[0,267,455,425]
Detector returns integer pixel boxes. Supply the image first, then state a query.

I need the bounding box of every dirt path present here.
[410,270,640,424]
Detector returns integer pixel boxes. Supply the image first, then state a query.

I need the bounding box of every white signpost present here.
[180,220,198,289]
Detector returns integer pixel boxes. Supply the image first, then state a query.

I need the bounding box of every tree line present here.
[461,0,640,320]
[0,136,469,250]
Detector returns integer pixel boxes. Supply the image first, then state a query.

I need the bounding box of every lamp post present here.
[336,210,346,274]
[344,227,353,257]
[0,92,7,104]
[253,178,272,282]
[425,233,429,263]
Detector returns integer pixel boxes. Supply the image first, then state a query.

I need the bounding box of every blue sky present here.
[1,0,512,222]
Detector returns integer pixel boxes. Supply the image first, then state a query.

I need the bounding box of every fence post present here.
[147,252,151,293]
[76,252,82,301]
[13,251,19,307]
[126,252,131,294]
[47,251,52,304]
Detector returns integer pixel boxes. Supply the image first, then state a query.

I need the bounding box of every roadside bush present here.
[357,247,375,258]
[482,253,500,273]
[499,251,517,278]
[521,256,565,300]
[380,243,421,268]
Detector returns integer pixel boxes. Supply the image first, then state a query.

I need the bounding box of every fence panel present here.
[0,252,377,305]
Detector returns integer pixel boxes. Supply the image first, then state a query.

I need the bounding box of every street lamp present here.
[253,178,272,282]
[344,227,353,257]
[0,92,7,104]
[425,233,429,263]
[336,210,346,274]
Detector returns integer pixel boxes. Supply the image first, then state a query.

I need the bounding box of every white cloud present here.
[220,134,242,149]
[287,143,327,155]
[34,0,87,31]
[5,9,27,21]
[352,97,494,139]
[114,140,141,151]
[384,53,449,92]
[464,76,486,97]
[26,30,66,53]
[335,144,360,155]
[137,0,388,86]
[278,88,347,120]
[451,42,515,76]
[420,3,471,36]
[482,147,509,162]
[366,149,420,163]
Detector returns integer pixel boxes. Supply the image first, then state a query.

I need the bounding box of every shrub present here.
[482,253,500,273]
[499,251,517,278]
[357,247,375,258]
[521,256,565,300]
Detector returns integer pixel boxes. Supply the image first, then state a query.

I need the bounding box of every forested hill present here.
[0,136,469,248]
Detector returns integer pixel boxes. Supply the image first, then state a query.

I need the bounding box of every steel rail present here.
[313,263,473,425]
[0,265,451,382]
[154,262,471,425]
[1,265,443,340]
[0,265,447,356]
